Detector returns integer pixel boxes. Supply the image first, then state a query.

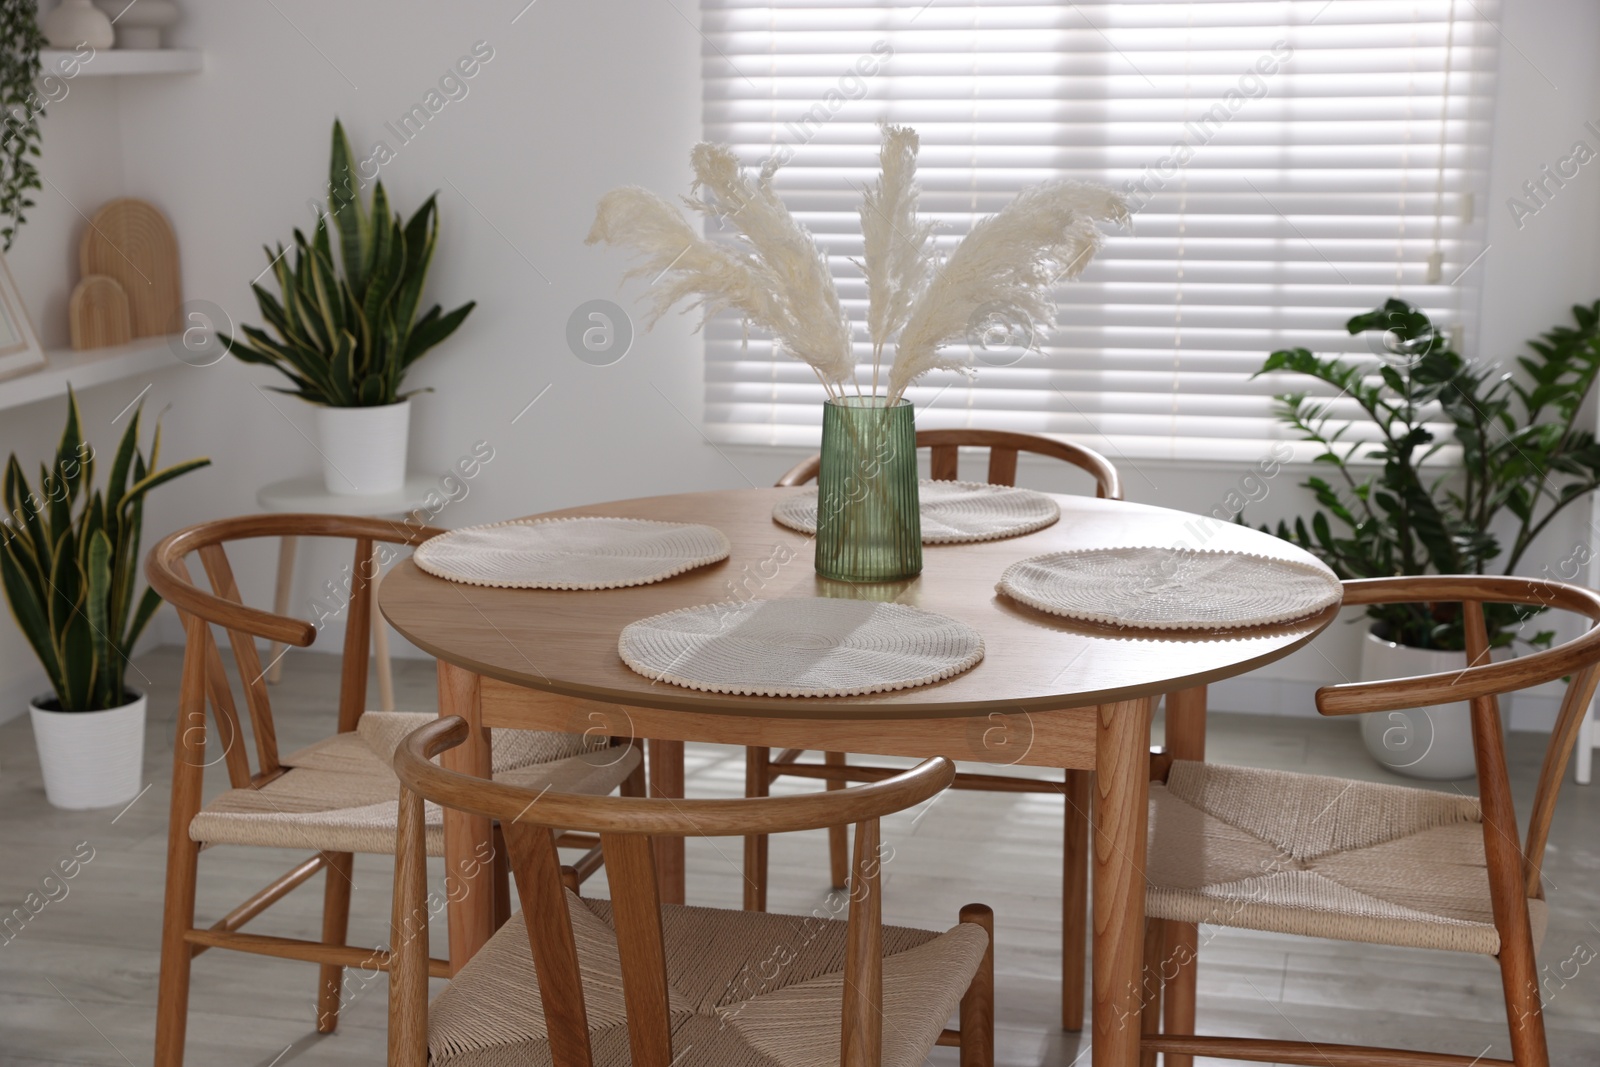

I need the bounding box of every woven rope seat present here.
[189,713,636,855]
[426,890,988,1067]
[1146,761,1547,956]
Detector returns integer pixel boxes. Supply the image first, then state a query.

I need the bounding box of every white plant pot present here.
[95,0,179,48]
[29,691,146,810]
[314,400,410,495]
[40,0,115,49]
[1358,630,1497,780]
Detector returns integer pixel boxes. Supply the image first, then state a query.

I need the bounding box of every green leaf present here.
[328,119,369,295]
[403,301,475,367]
[85,529,113,706]
[124,585,163,653]
[119,458,212,511]
[0,540,65,698]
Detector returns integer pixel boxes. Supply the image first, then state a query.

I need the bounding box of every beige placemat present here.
[997,547,1342,630]
[618,598,985,697]
[414,517,730,590]
[772,479,1059,544]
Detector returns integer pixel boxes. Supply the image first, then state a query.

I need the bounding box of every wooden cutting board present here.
[78,198,181,339]
[69,274,132,349]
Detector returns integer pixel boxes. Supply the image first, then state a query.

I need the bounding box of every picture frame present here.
[0,252,43,382]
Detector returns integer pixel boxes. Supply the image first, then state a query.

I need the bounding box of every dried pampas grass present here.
[889,180,1129,403]
[586,145,853,395]
[587,127,1127,404]
[857,125,935,396]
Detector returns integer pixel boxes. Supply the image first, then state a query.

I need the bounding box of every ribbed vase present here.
[814,396,922,582]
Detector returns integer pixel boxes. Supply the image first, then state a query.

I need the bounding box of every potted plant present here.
[1259,298,1600,778]
[222,119,475,495]
[0,389,208,808]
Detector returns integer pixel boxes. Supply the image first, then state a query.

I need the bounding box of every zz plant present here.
[0,390,209,711]
[222,119,476,406]
[1259,298,1600,650]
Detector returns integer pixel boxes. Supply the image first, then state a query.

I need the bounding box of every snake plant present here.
[0,390,209,711]
[222,119,476,407]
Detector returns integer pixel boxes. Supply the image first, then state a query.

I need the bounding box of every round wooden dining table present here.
[380,486,1340,1067]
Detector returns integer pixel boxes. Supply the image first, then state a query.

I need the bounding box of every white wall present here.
[2,0,1597,729]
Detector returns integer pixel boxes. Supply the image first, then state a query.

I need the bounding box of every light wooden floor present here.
[0,646,1596,1066]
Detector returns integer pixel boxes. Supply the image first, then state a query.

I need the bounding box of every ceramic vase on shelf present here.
[1357,628,1503,780]
[95,0,180,48]
[315,399,411,495]
[814,396,921,583]
[41,0,114,49]
[29,691,146,809]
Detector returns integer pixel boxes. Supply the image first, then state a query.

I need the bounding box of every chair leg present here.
[153,837,200,1067]
[621,739,647,797]
[1062,768,1090,1031]
[743,746,769,911]
[1162,920,1199,1067]
[492,824,512,929]
[1501,940,1552,1067]
[1140,918,1165,1067]
[825,751,850,890]
[959,903,995,1067]
[315,852,355,1033]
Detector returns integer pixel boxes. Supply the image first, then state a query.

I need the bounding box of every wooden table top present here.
[380,487,1339,720]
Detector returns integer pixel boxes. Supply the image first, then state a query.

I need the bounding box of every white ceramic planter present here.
[314,400,410,495]
[1358,630,1497,780]
[95,0,179,48]
[29,691,146,810]
[41,0,115,48]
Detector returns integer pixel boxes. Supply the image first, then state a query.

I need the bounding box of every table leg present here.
[647,738,686,905]
[1062,767,1091,1031]
[1093,697,1153,1067]
[438,662,494,974]
[266,535,297,684]
[1161,686,1206,1066]
[369,546,395,712]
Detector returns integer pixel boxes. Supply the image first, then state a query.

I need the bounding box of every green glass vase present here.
[814,396,922,583]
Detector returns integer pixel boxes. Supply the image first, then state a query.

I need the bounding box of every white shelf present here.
[0,335,180,414]
[42,49,202,76]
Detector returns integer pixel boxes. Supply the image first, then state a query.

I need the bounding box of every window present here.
[699,0,1498,461]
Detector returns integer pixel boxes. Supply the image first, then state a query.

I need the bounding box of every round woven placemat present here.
[772,479,1059,544]
[997,547,1342,630]
[414,517,730,590]
[618,598,985,697]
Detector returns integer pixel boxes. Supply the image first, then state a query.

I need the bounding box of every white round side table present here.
[255,475,439,711]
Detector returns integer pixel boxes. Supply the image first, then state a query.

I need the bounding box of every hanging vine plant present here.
[0,0,44,251]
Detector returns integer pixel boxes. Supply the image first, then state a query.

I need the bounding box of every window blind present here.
[698,0,1498,461]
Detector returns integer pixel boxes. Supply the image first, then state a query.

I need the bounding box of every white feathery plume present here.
[686,143,855,390]
[585,148,854,395]
[856,125,935,395]
[887,180,1128,404]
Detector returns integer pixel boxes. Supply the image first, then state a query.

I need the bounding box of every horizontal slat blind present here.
[698,0,1497,460]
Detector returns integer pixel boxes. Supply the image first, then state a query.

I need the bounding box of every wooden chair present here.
[145,514,643,1067]
[390,715,996,1067]
[749,426,1125,1031]
[1138,575,1600,1067]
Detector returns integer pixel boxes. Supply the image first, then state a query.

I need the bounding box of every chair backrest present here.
[1314,575,1600,905]
[387,716,955,1067]
[776,427,1123,499]
[144,513,443,789]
